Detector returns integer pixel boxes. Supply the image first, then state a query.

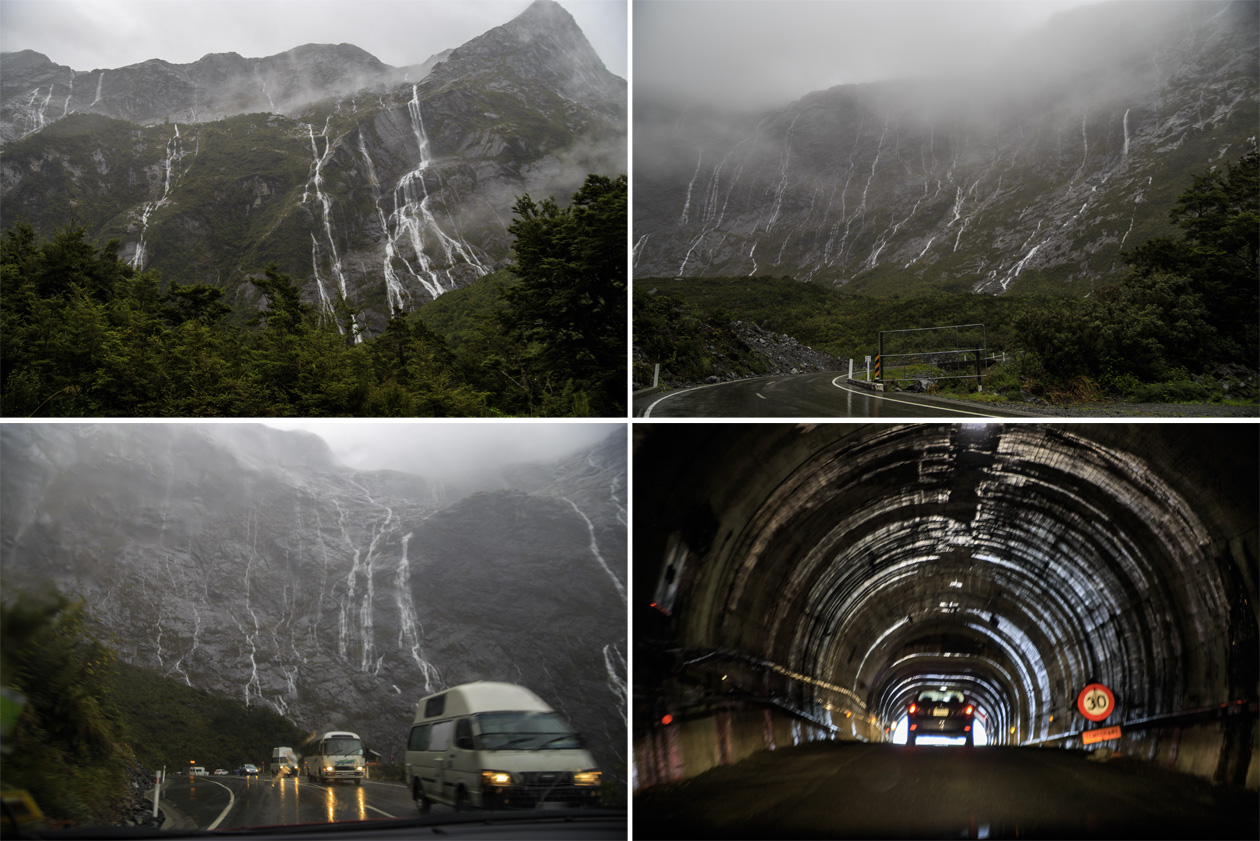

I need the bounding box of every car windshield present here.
[477,712,583,750]
[917,690,965,704]
[0,422,627,838]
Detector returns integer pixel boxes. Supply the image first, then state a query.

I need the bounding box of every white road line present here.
[366,805,396,818]
[202,778,235,830]
[829,378,1000,417]
[643,380,732,417]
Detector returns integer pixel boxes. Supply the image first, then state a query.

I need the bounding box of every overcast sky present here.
[0,0,627,78]
[265,420,620,477]
[634,0,1101,111]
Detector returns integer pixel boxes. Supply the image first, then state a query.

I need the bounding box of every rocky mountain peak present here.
[431,0,623,110]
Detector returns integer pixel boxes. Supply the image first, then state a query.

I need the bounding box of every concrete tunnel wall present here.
[633,423,1258,792]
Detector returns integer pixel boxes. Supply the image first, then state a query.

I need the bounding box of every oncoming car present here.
[907,689,975,746]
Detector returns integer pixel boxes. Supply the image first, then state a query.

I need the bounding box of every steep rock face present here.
[633,0,1257,295]
[0,0,627,335]
[0,423,628,787]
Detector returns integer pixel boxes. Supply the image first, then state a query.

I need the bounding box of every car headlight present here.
[481,770,513,787]
[573,770,602,787]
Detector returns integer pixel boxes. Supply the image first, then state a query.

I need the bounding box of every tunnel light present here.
[949,580,963,588]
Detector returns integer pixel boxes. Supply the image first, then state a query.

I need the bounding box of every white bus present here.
[301,731,365,785]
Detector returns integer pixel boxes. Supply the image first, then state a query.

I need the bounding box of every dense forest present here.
[635,149,1258,405]
[1,174,626,418]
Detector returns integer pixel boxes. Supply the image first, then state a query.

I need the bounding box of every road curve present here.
[637,372,1038,418]
[159,774,417,830]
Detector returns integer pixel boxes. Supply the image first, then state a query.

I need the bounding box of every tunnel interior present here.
[634,423,1258,786]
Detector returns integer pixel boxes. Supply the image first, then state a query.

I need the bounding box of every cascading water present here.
[394,532,442,694]
[131,124,185,270]
[562,497,626,603]
[382,85,489,303]
[303,118,359,340]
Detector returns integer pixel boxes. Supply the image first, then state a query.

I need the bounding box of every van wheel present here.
[414,781,430,814]
[455,788,469,811]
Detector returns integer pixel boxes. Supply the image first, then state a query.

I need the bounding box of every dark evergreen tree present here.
[503,174,627,416]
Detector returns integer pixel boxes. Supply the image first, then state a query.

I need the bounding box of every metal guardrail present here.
[1022,697,1257,746]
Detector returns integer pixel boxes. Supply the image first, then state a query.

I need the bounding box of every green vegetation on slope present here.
[0,174,627,417]
[1,589,310,828]
[635,149,1258,405]
[111,660,309,776]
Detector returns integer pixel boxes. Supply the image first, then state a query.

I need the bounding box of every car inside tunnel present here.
[633,423,1258,834]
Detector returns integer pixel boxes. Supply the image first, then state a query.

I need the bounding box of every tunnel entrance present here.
[634,424,1258,802]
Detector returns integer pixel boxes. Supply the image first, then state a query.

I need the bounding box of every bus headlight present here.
[573,770,602,787]
[481,770,513,787]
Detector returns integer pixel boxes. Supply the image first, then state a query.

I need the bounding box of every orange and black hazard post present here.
[873,354,881,382]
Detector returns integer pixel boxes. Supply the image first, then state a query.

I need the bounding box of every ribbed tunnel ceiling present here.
[634,424,1259,745]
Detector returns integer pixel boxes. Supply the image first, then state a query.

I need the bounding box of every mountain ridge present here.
[1,0,627,334]
[633,0,1257,296]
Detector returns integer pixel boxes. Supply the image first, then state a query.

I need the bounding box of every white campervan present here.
[405,682,602,813]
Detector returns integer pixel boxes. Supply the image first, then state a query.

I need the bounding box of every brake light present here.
[908,703,918,714]
[964,705,974,716]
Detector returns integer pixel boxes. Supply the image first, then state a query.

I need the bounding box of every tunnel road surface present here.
[633,741,1259,839]
[636,372,1041,417]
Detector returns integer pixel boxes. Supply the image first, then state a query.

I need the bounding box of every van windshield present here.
[476,712,582,750]
[324,737,363,756]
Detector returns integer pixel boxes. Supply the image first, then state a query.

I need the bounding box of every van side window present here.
[429,719,453,752]
[408,724,430,752]
[454,718,474,750]
[424,695,446,718]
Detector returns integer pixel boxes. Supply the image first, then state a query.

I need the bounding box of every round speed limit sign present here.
[1077,683,1115,722]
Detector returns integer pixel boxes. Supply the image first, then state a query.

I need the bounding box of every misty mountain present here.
[0,0,626,335]
[633,0,1257,295]
[0,423,628,788]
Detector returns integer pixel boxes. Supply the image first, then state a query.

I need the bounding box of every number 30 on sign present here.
[1077,683,1115,722]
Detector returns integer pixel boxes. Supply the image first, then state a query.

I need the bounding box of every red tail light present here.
[964,705,974,716]
[908,702,918,714]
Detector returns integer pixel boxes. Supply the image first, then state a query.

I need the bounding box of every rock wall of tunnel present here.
[633,423,1258,791]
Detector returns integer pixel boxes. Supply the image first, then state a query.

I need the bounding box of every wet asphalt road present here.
[159,773,417,829]
[636,373,1039,418]
[632,740,1259,839]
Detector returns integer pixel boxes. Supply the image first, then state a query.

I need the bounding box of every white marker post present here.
[152,767,164,819]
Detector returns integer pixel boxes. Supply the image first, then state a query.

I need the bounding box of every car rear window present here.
[916,690,964,703]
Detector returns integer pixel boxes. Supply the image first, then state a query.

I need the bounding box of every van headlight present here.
[481,770,513,787]
[573,770,602,787]
[323,766,334,774]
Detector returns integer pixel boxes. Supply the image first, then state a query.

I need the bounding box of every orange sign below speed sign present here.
[1077,683,1115,722]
